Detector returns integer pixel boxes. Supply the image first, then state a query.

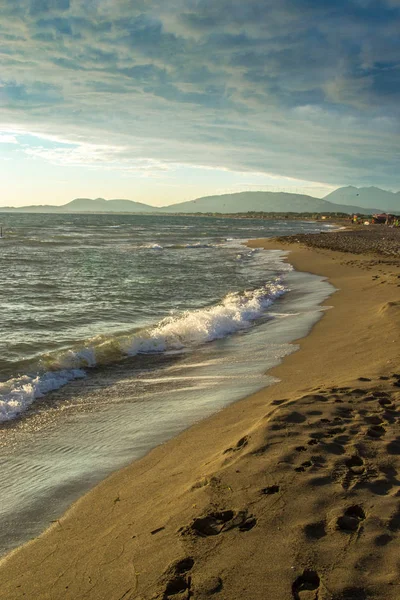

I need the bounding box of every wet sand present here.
[1,230,399,600]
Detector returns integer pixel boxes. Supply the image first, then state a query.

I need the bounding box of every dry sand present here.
[1,233,399,600]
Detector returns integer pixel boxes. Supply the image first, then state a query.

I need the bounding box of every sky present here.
[0,0,399,207]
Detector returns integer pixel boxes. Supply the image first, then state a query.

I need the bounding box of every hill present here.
[0,198,158,213]
[0,191,396,215]
[62,198,158,212]
[324,186,400,213]
[161,191,377,214]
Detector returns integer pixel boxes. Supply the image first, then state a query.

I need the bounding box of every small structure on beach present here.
[370,213,399,226]
[372,213,388,224]
[372,213,390,224]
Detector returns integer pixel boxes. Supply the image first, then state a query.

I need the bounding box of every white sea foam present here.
[0,278,287,422]
[133,242,165,250]
[123,279,287,355]
[180,243,216,249]
[137,241,220,250]
[57,347,97,369]
[0,369,86,422]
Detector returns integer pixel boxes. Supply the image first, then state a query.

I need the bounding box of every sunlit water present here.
[0,213,335,554]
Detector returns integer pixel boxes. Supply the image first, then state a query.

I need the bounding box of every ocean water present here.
[0,213,335,555]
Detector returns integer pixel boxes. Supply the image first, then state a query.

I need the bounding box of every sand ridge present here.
[0,235,399,600]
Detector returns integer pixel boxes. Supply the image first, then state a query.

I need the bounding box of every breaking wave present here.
[137,242,223,250]
[0,278,287,422]
[0,370,86,422]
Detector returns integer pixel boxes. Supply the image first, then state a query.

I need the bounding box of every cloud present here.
[30,0,70,17]
[0,133,18,144]
[0,0,399,189]
[23,140,171,175]
[0,81,62,107]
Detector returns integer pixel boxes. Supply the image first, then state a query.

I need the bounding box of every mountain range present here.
[324,186,400,212]
[1,186,399,215]
[159,190,393,214]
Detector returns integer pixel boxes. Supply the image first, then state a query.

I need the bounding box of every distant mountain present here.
[62,198,158,212]
[324,186,400,213]
[0,198,158,213]
[1,190,397,215]
[161,191,375,214]
[0,204,61,213]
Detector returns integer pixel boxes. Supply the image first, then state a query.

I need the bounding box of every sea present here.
[0,212,335,556]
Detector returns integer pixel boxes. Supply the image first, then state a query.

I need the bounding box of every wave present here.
[172,243,217,249]
[0,278,287,422]
[137,242,220,250]
[0,369,86,422]
[125,279,286,354]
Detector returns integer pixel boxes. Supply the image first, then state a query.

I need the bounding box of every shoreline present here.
[1,236,399,599]
[0,247,330,559]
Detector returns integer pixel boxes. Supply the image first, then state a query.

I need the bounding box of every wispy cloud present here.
[0,0,399,189]
[0,133,18,144]
[24,141,171,175]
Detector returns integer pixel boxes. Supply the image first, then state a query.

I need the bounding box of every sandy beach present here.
[1,228,399,600]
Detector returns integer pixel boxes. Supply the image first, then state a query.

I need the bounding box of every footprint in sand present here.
[304,520,326,540]
[261,484,280,495]
[337,455,366,490]
[336,505,366,533]
[345,454,365,475]
[301,394,329,403]
[162,557,194,600]
[372,391,391,399]
[333,396,345,403]
[292,569,320,600]
[223,435,249,455]
[378,397,396,413]
[308,438,319,446]
[326,426,346,437]
[364,414,384,425]
[296,445,307,452]
[295,460,313,472]
[184,509,256,537]
[366,424,386,438]
[196,576,223,596]
[374,533,393,546]
[378,396,393,407]
[335,407,353,420]
[387,503,400,532]
[349,388,368,397]
[163,576,190,599]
